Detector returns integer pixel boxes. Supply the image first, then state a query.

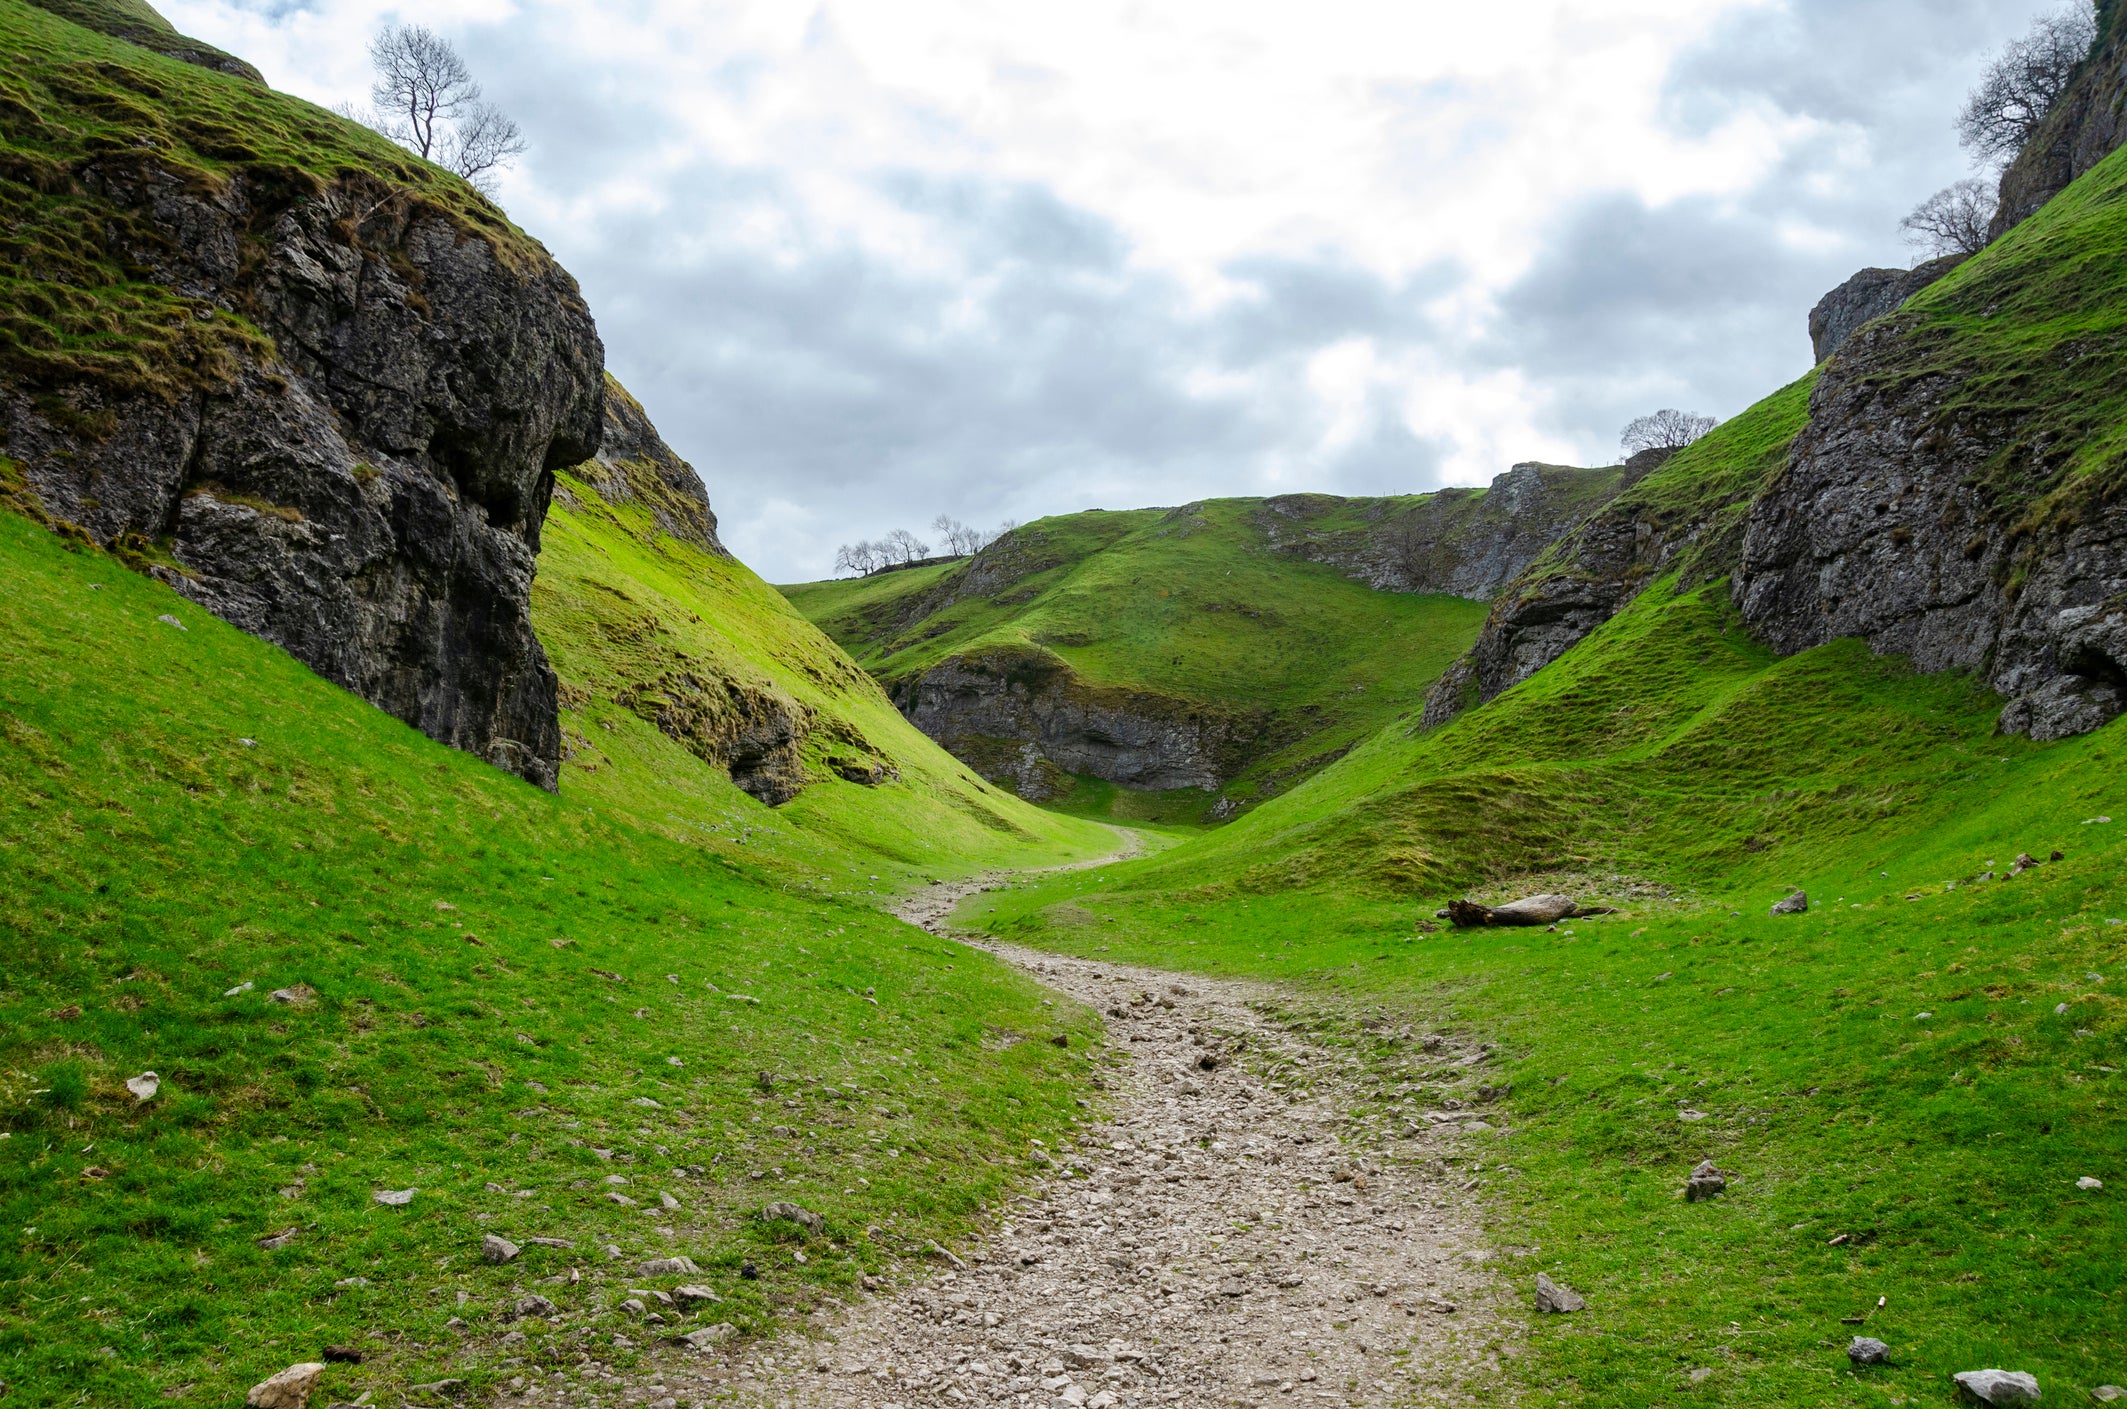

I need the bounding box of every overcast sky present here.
[164,0,2057,582]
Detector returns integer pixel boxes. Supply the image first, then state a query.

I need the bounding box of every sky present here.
[162,0,2063,582]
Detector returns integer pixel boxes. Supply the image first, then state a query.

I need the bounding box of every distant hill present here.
[782,465,1629,825]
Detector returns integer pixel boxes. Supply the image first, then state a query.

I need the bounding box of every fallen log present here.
[1446,894,1616,928]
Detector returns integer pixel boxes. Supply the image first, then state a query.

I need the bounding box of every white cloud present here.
[159,0,2050,580]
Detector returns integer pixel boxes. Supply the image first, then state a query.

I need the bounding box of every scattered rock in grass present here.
[2058,1003,2072,1015]
[677,1323,736,1350]
[511,1295,558,1320]
[525,1236,572,1248]
[639,1256,700,1276]
[333,1277,368,1288]
[257,1226,299,1251]
[482,1234,520,1263]
[1684,1160,1728,1201]
[2092,1386,2124,1402]
[244,1361,325,1408]
[124,1071,159,1102]
[660,1191,680,1209]
[372,1189,416,1207]
[1954,1369,2041,1404]
[157,614,186,632]
[1677,1109,1708,1122]
[1534,1273,1585,1313]
[1848,1337,1890,1367]
[620,1297,646,1314]
[1770,890,1809,915]
[764,1201,825,1236]
[673,1284,721,1304]
[268,985,316,1007]
[606,1192,637,1206]
[320,1346,362,1364]
[407,1380,465,1398]
[224,982,254,996]
[2077,1176,2104,1190]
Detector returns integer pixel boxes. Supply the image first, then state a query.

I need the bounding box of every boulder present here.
[1447,895,1613,929]
[1847,1337,1890,1367]
[1770,890,1808,915]
[1954,1369,2041,1404]
[245,1362,326,1409]
[481,1234,520,1264]
[1807,257,1964,363]
[1684,1160,1728,1202]
[1533,1273,1585,1313]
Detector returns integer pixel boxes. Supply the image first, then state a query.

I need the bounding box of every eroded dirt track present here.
[590,862,1512,1409]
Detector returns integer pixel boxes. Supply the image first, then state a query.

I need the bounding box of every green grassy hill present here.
[782,500,1492,823]
[0,487,1115,1406]
[962,130,2127,1409]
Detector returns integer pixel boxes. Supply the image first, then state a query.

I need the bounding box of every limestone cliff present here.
[1808,257,1964,363]
[1,0,605,788]
[1251,461,1630,598]
[1991,1,2127,237]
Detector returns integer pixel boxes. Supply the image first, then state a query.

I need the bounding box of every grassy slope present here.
[0,0,539,404]
[535,467,1107,895]
[966,150,2127,1404]
[782,500,1489,815]
[0,500,1121,1407]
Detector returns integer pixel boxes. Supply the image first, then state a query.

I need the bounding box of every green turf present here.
[0,494,1118,1407]
[971,571,2127,1404]
[781,500,1491,815]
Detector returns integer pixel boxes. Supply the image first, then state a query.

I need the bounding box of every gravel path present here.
[579,857,1512,1409]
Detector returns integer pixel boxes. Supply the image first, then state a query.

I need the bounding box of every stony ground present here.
[542,867,1516,1409]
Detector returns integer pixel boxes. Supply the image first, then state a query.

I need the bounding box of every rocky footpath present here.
[1254,462,1629,599]
[895,645,1261,801]
[561,871,1515,1409]
[3,23,605,789]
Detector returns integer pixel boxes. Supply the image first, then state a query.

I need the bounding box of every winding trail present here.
[627,837,1512,1409]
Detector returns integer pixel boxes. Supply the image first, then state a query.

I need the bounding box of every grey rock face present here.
[897,648,1258,799]
[1953,1369,2041,1404]
[1734,321,2127,745]
[1808,257,1964,363]
[6,161,603,789]
[1992,15,2127,238]
[1255,461,1630,599]
[567,378,724,555]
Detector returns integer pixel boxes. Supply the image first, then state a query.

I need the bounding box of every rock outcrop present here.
[1419,393,1814,731]
[28,0,264,82]
[1991,4,2127,238]
[2,25,605,790]
[566,377,724,554]
[895,644,1262,800]
[1253,461,1631,599]
[1734,318,2127,743]
[1808,256,1964,363]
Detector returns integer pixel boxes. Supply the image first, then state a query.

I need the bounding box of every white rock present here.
[639,1256,700,1275]
[1953,1369,2040,1404]
[157,614,187,632]
[673,1284,722,1304]
[678,1323,735,1350]
[372,1188,416,1207]
[2077,1176,2104,1191]
[224,982,254,996]
[124,1072,160,1102]
[244,1361,324,1408]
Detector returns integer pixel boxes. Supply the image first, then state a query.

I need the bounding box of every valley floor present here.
[594,870,1513,1409]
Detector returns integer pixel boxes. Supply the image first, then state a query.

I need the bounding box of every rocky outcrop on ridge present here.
[2,50,605,788]
[564,378,725,555]
[895,644,1261,801]
[1991,3,2127,237]
[1734,319,2127,743]
[1252,461,1630,599]
[1808,256,1964,363]
[27,0,264,82]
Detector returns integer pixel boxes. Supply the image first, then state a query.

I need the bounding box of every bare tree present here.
[444,100,527,192]
[930,514,985,556]
[362,24,528,191]
[1621,410,1717,457]
[1900,178,1998,258]
[880,528,930,564]
[1956,3,2099,165]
